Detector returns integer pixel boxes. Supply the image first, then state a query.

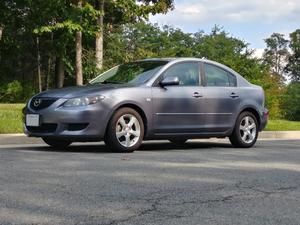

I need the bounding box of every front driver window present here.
[162,62,200,86]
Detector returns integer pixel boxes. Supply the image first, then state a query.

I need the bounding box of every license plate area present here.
[26,114,40,127]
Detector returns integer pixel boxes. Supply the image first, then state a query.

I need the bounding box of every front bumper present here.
[24,98,110,141]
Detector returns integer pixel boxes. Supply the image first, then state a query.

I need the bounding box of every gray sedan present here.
[24,58,268,152]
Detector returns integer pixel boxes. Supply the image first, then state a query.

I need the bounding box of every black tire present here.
[229,111,258,148]
[104,107,144,153]
[169,138,188,145]
[42,138,72,148]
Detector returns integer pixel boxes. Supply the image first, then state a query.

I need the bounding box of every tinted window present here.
[90,61,168,85]
[162,62,200,86]
[204,64,236,87]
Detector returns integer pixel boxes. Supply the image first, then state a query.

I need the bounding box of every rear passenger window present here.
[204,64,236,87]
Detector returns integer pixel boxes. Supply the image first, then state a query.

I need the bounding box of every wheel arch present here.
[239,107,261,128]
[105,102,148,137]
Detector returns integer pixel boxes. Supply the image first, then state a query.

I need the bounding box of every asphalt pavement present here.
[0,139,300,225]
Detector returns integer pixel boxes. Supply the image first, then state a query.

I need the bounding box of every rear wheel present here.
[42,138,72,148]
[104,107,144,152]
[229,111,258,148]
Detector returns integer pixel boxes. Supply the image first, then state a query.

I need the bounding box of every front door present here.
[152,61,205,134]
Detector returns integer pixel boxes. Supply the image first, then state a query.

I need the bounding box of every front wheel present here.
[104,107,144,153]
[229,111,258,148]
[42,138,72,148]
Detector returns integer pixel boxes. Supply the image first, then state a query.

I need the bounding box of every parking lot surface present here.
[0,139,300,225]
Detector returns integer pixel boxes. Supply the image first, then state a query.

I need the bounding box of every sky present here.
[150,0,300,57]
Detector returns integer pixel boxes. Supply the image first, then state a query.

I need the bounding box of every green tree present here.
[263,33,289,82]
[33,0,98,87]
[0,0,43,98]
[281,82,300,120]
[0,81,23,102]
[192,26,261,82]
[94,0,174,70]
[285,29,300,82]
[103,22,194,66]
[32,0,174,86]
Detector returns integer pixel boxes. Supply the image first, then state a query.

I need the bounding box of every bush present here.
[281,82,300,121]
[0,80,23,102]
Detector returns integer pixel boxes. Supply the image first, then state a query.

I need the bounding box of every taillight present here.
[263,109,269,119]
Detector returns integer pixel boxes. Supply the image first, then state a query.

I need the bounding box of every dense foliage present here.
[286,29,300,82]
[0,1,299,120]
[281,82,300,121]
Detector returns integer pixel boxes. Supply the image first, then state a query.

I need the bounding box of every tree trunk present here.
[95,0,104,70]
[45,33,53,90]
[46,56,52,90]
[36,37,42,92]
[75,0,83,85]
[0,25,3,41]
[55,57,65,88]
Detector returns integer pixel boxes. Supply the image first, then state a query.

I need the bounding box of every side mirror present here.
[159,77,180,87]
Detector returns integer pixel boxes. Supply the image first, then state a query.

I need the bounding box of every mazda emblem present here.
[33,99,42,107]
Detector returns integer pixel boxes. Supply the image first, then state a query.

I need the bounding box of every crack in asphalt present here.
[235,181,299,198]
[102,183,299,225]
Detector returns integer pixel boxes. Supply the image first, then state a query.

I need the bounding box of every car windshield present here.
[89,61,168,85]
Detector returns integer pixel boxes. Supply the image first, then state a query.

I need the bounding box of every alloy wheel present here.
[239,116,257,144]
[115,114,141,148]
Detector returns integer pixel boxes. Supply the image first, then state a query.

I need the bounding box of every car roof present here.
[140,57,233,72]
[140,57,223,66]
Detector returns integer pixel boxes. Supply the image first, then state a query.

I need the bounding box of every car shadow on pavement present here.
[139,141,232,151]
[4,141,233,153]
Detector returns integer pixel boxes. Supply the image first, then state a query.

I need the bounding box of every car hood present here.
[35,84,132,99]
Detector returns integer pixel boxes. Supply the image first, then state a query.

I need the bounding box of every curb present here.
[0,134,43,145]
[259,131,300,139]
[0,131,300,146]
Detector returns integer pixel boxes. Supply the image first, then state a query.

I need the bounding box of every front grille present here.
[26,123,57,133]
[30,98,58,110]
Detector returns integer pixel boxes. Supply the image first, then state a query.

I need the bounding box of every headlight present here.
[63,95,105,107]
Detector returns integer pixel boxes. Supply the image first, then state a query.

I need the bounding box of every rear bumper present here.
[259,108,269,131]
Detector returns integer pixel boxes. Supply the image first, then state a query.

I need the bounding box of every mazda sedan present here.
[24,58,268,152]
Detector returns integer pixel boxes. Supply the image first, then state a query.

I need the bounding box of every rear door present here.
[200,63,241,132]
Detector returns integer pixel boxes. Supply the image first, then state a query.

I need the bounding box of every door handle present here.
[230,92,239,98]
[193,92,203,98]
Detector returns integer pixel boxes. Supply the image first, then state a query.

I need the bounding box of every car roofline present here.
[142,57,252,87]
[139,57,227,66]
